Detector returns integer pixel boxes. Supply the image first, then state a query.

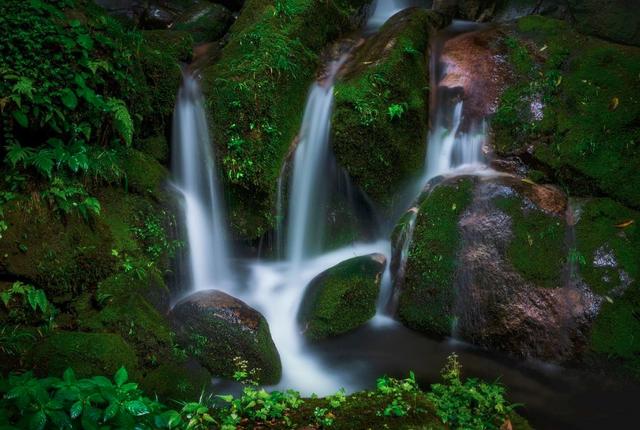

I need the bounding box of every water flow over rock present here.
[286,57,349,271]
[172,74,233,292]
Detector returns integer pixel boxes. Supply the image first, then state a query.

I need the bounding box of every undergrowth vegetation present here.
[0,354,519,430]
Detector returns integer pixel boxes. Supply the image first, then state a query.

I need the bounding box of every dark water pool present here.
[305,321,639,430]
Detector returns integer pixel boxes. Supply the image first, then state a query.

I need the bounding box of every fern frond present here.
[106,98,133,146]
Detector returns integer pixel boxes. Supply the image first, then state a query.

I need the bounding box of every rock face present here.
[394,175,600,362]
[298,254,386,340]
[332,8,450,208]
[170,290,282,384]
[203,0,370,240]
[492,16,640,211]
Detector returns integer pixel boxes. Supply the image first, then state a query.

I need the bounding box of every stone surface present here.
[170,289,282,384]
[298,253,386,340]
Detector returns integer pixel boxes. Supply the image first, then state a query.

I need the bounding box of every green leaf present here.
[77,34,93,50]
[114,367,128,386]
[12,110,28,127]
[124,400,149,416]
[70,400,83,419]
[29,410,47,430]
[63,368,76,383]
[60,89,78,110]
[103,402,119,422]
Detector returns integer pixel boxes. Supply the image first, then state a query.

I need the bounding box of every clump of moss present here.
[120,148,169,199]
[141,360,212,402]
[297,254,385,340]
[332,9,448,207]
[397,177,474,336]
[495,196,566,289]
[203,0,368,239]
[173,2,233,44]
[493,16,640,209]
[29,331,138,378]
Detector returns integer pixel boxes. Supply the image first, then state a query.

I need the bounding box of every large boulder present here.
[203,0,370,239]
[170,290,282,384]
[491,16,640,210]
[394,175,600,362]
[298,253,386,340]
[332,8,449,208]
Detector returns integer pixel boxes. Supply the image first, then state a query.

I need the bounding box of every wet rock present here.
[394,174,603,362]
[491,16,640,211]
[332,8,450,208]
[141,4,175,29]
[173,2,233,43]
[432,0,499,21]
[215,0,246,11]
[439,27,511,122]
[298,254,386,340]
[170,290,282,384]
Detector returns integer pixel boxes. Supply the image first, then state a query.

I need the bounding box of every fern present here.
[31,149,54,178]
[106,98,133,146]
[5,143,34,167]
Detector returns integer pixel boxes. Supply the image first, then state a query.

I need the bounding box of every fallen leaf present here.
[605,296,614,304]
[540,45,548,52]
[615,219,634,228]
[522,178,537,185]
[609,96,619,111]
[501,419,513,430]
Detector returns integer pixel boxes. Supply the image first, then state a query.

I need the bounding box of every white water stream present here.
[172,74,234,292]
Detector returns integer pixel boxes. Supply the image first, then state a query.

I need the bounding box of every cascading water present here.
[172,74,233,292]
[286,57,348,272]
[366,0,428,31]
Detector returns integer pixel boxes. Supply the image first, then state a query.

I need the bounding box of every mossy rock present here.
[574,198,640,377]
[492,16,640,209]
[396,177,474,336]
[170,289,282,384]
[202,0,369,239]
[137,29,193,137]
[568,0,640,47]
[141,359,212,401]
[0,201,116,300]
[120,148,169,199]
[332,8,449,208]
[138,134,169,164]
[173,2,233,44]
[297,253,386,340]
[29,332,138,378]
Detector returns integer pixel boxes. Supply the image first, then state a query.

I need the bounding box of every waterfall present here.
[366,0,426,31]
[171,74,233,292]
[285,57,348,272]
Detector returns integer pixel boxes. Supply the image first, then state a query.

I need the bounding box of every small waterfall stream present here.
[172,74,234,293]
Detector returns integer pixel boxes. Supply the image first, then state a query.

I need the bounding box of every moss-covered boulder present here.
[332,8,449,208]
[29,332,138,378]
[0,202,116,300]
[396,176,474,336]
[203,0,369,239]
[492,16,640,210]
[297,253,386,340]
[120,147,170,199]
[574,198,640,377]
[173,2,233,44]
[170,289,282,384]
[395,175,603,361]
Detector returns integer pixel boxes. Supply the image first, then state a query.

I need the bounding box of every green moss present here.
[141,360,212,402]
[0,202,116,300]
[332,9,446,207]
[297,255,384,340]
[493,16,640,209]
[575,198,639,295]
[569,0,640,47]
[203,0,368,239]
[397,178,474,336]
[137,30,193,137]
[29,332,138,378]
[138,134,169,164]
[496,196,566,289]
[120,148,169,199]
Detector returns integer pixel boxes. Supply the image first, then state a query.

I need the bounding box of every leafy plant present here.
[0,281,57,325]
[374,372,420,417]
[388,102,408,120]
[427,354,517,430]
